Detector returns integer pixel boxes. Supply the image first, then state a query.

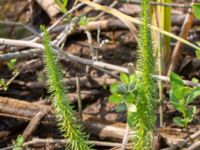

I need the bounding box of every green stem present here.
[130,0,157,149]
[41,27,92,150]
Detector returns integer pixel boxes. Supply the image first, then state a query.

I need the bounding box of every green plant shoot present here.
[55,0,68,13]
[192,3,200,20]
[131,0,157,149]
[12,135,24,150]
[109,0,157,149]
[0,79,8,91]
[192,4,200,59]
[7,59,17,71]
[109,72,137,113]
[41,26,92,150]
[170,72,200,127]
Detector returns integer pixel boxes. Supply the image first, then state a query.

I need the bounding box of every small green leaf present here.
[173,117,185,127]
[169,90,180,104]
[195,50,200,59]
[7,59,17,70]
[116,103,127,112]
[120,72,129,84]
[55,0,68,13]
[170,72,184,89]
[79,16,89,27]
[62,0,69,7]
[127,112,135,127]
[128,104,137,112]
[116,83,128,95]
[110,83,120,94]
[129,74,136,82]
[186,87,200,104]
[13,135,24,150]
[0,79,8,91]
[174,87,191,100]
[128,81,135,92]
[174,103,185,113]
[186,106,196,120]
[108,94,123,104]
[127,93,135,103]
[16,135,24,145]
[193,3,200,20]
[191,77,199,83]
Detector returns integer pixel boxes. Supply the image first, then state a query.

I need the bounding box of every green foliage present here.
[55,0,68,13]
[192,3,200,20]
[195,42,200,59]
[193,4,200,59]
[170,72,200,127]
[0,79,8,91]
[79,16,89,27]
[41,26,92,150]
[7,59,17,70]
[12,135,24,150]
[130,0,157,149]
[109,0,157,148]
[109,73,137,113]
[196,50,200,59]
[191,77,199,83]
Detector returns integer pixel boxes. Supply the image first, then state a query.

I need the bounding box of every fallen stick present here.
[160,128,200,150]
[36,0,60,18]
[187,141,200,150]
[167,0,195,75]
[1,96,199,148]
[0,96,54,123]
[22,111,47,141]
[0,38,199,87]
[0,138,132,150]
[0,96,126,141]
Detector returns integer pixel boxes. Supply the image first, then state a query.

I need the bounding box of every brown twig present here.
[161,128,200,150]
[187,141,200,150]
[167,0,195,75]
[76,74,83,122]
[0,38,200,87]
[0,96,53,123]
[36,0,60,18]
[1,138,132,150]
[22,111,46,141]
[0,96,130,141]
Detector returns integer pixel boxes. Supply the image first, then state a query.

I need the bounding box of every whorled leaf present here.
[41,26,92,150]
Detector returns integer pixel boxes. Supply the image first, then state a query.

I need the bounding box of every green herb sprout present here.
[170,72,200,127]
[109,0,157,149]
[41,26,92,150]
[12,135,24,150]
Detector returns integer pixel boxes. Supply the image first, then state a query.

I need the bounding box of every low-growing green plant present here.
[192,3,200,20]
[12,135,24,150]
[7,59,17,71]
[196,41,200,59]
[129,0,157,149]
[55,0,68,13]
[170,72,200,127]
[192,3,200,59]
[0,79,8,91]
[109,0,157,149]
[79,16,89,27]
[41,26,92,150]
[109,73,137,114]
